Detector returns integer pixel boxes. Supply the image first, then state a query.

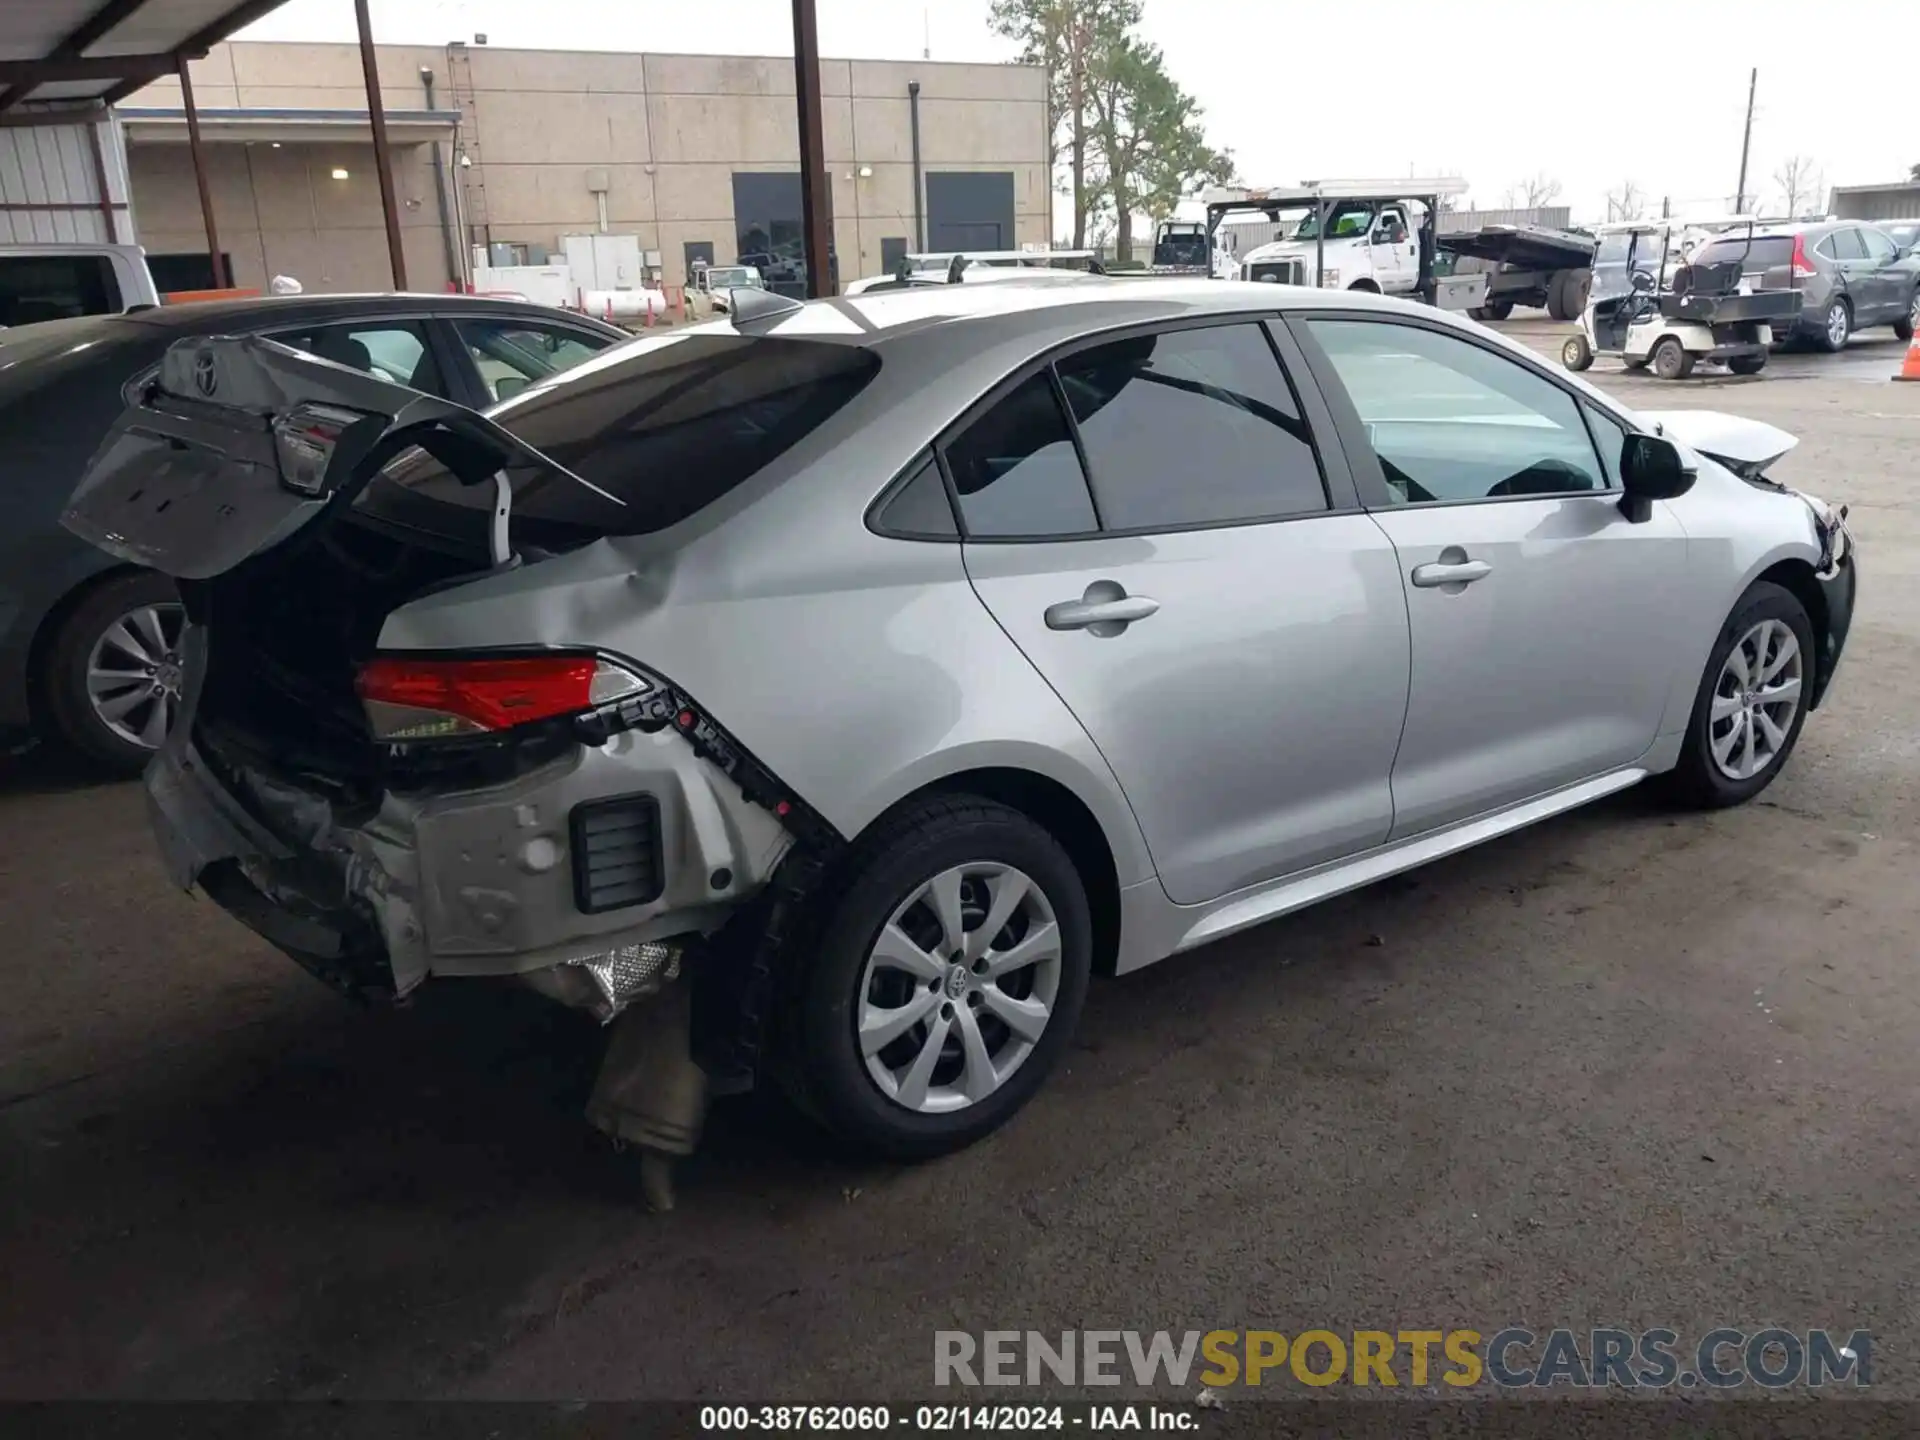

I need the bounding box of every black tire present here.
[1661,582,1816,810]
[1651,336,1692,380]
[1816,297,1851,353]
[41,570,185,776]
[1561,334,1593,371]
[781,795,1093,1160]
[1727,353,1767,375]
[1894,289,1917,342]
[1545,271,1578,321]
[1482,299,1514,322]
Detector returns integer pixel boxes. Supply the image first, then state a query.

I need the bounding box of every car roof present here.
[756,275,1415,348]
[106,292,625,335]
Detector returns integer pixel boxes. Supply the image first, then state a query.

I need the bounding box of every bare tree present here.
[1604,179,1645,222]
[1774,155,1823,217]
[1502,172,1563,210]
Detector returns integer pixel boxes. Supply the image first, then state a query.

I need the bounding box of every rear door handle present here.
[1410,559,1491,588]
[1045,588,1160,632]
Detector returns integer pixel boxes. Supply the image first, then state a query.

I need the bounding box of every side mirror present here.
[494,374,530,401]
[1618,432,1694,522]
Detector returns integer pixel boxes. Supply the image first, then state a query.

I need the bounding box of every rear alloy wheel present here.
[1895,290,1918,342]
[1662,582,1815,809]
[1651,336,1693,379]
[784,796,1092,1159]
[1818,298,1851,353]
[43,570,186,775]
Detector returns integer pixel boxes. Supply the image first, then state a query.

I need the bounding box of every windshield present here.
[1593,233,1650,267]
[1292,203,1378,242]
[1887,223,1919,252]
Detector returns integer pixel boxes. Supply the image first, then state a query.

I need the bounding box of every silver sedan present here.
[66,278,1857,1166]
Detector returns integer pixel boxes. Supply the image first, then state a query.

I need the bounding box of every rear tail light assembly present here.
[273,402,367,496]
[1791,234,1818,280]
[356,653,650,741]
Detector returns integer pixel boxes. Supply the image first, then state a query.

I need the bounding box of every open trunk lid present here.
[61,333,614,579]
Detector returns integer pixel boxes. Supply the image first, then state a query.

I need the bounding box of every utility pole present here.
[791,0,833,298]
[1734,67,1757,213]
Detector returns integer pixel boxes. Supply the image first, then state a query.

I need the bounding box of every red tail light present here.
[1791,234,1818,280]
[356,654,649,741]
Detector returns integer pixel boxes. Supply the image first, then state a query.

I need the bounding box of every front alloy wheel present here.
[1663,581,1815,809]
[1708,618,1803,781]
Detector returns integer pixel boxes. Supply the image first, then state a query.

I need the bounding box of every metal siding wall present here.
[0,111,134,246]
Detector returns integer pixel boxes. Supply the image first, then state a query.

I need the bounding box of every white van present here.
[0,243,160,329]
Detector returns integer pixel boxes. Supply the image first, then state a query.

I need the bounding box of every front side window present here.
[1055,323,1327,530]
[1582,403,1629,491]
[1861,228,1899,264]
[455,318,613,402]
[944,371,1098,538]
[1306,319,1606,505]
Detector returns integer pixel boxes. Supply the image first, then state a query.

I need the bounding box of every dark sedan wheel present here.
[1895,289,1918,342]
[43,571,185,775]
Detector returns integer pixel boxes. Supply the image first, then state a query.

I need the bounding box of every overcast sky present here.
[242,0,1920,226]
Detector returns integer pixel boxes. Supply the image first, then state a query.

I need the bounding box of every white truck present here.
[0,242,159,328]
[1216,179,1470,296]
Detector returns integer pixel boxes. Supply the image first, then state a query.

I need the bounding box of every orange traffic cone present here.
[1898,329,1920,382]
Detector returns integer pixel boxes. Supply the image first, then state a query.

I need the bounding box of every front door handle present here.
[1410,557,1492,588]
[1045,582,1159,633]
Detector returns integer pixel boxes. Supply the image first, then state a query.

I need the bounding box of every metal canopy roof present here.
[0,0,288,113]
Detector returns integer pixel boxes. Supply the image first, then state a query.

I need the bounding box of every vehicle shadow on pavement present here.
[0,789,1674,1400]
[0,744,122,798]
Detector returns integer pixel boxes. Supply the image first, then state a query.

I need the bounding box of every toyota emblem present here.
[193,352,218,397]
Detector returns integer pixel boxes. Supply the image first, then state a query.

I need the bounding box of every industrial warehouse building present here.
[116,40,1052,295]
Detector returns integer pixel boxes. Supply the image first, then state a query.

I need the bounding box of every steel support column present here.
[356,0,409,290]
[178,55,228,287]
[791,0,832,298]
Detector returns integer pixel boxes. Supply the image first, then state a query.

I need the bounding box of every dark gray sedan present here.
[1,293,625,772]
[1692,221,1920,352]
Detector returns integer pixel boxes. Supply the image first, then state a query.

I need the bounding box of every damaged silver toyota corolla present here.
[63,280,1855,1196]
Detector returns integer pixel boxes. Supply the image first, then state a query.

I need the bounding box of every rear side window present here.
[1055,323,1326,530]
[0,254,121,327]
[359,333,878,542]
[1826,229,1866,261]
[944,371,1098,538]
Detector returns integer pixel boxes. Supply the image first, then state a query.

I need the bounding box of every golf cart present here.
[1563,221,1801,379]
